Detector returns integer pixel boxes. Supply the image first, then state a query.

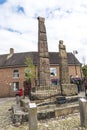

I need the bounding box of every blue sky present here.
[0,0,87,64]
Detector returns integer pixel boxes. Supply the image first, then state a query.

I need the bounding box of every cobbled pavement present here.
[0,97,87,130]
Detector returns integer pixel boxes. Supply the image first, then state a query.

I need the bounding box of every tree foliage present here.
[82,65,87,78]
[25,57,35,82]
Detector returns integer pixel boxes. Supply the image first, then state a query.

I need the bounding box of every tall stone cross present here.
[38,17,50,87]
[59,40,70,84]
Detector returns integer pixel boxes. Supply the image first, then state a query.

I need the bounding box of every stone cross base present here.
[32,89,58,99]
[61,84,78,96]
[79,98,87,127]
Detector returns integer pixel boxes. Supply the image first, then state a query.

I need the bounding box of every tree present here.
[25,57,35,82]
[82,65,87,78]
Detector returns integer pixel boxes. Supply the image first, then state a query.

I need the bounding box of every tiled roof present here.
[0,51,81,68]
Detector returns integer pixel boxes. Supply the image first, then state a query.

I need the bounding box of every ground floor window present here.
[51,79,59,86]
[13,82,19,91]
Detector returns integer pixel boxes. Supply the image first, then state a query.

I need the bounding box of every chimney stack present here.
[10,48,14,55]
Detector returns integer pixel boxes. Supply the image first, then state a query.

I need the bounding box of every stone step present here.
[37,102,79,120]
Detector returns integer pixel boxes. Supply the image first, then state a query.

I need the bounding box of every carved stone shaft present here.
[59,40,70,84]
[38,17,50,87]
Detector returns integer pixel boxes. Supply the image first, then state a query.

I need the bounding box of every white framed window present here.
[13,69,19,78]
[13,82,19,91]
[50,68,57,77]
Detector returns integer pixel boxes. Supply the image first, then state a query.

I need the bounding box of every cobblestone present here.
[0,97,87,130]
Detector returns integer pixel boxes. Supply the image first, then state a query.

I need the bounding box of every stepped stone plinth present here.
[31,86,59,100]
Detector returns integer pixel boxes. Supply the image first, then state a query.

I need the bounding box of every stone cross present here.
[59,40,70,84]
[37,17,50,87]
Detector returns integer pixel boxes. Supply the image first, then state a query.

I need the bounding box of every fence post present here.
[28,103,38,130]
[79,98,87,127]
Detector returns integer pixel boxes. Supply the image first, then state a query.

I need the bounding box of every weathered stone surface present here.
[38,17,50,88]
[79,98,87,127]
[16,96,20,104]
[59,40,78,95]
[28,103,38,130]
[20,98,30,112]
[59,40,70,84]
[61,84,78,96]
[38,17,45,22]
[32,88,58,99]
[39,33,47,41]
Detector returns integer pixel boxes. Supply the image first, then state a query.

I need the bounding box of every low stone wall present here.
[37,103,79,120]
[55,104,79,117]
[13,96,79,123]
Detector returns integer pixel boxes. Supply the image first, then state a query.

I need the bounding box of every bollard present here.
[79,98,87,127]
[28,103,38,130]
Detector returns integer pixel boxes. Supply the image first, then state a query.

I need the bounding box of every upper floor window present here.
[50,68,57,77]
[13,69,19,78]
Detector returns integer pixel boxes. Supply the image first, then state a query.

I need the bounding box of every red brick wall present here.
[69,65,82,77]
[0,67,26,97]
[0,65,82,97]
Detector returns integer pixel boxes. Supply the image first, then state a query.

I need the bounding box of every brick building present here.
[0,48,81,97]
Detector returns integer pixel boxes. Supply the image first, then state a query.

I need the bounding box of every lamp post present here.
[73,50,78,76]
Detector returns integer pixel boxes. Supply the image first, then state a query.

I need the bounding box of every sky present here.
[0,0,87,65]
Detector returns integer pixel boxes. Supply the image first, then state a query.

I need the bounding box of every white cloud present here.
[0,0,87,64]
